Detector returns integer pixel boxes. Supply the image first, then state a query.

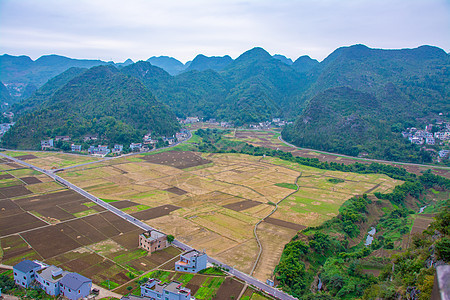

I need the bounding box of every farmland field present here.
[0,157,182,290]
[57,151,401,281]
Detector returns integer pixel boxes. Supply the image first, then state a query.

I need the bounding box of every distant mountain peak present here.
[235,47,272,62]
[186,54,233,72]
[273,54,293,65]
[147,56,186,75]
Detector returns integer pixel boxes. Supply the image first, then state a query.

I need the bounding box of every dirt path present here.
[250,172,302,276]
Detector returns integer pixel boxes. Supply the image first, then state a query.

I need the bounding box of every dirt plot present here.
[20,177,42,185]
[15,190,86,211]
[0,174,13,180]
[111,229,141,250]
[223,199,261,212]
[0,235,31,260]
[61,252,104,273]
[165,187,188,195]
[0,212,47,236]
[6,163,24,169]
[83,213,121,238]
[132,204,180,220]
[185,275,206,295]
[141,151,212,169]
[264,217,306,231]
[102,211,140,233]
[21,225,82,259]
[411,216,433,235]
[15,155,38,160]
[0,185,31,199]
[34,206,74,221]
[110,200,139,209]
[213,277,244,300]
[0,199,23,217]
[62,218,108,245]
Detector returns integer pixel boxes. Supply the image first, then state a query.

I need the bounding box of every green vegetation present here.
[275,182,298,190]
[328,178,345,184]
[100,280,119,290]
[274,167,450,299]
[194,277,225,300]
[198,267,226,276]
[3,65,179,149]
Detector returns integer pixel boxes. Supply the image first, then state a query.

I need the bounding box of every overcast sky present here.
[0,0,449,63]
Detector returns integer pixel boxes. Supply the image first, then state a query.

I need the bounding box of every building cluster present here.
[0,123,14,136]
[13,260,92,300]
[402,123,450,146]
[178,117,200,124]
[129,129,189,152]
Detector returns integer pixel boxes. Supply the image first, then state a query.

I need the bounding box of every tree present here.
[167,235,175,243]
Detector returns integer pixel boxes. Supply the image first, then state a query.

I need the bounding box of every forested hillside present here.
[2,65,179,149]
[3,45,449,162]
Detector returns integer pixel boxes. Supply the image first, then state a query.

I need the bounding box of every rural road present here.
[278,135,450,170]
[0,150,298,300]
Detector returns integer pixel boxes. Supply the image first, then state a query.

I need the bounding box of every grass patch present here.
[194,277,225,300]
[198,267,225,276]
[328,178,345,184]
[122,204,151,213]
[101,198,120,203]
[83,202,96,208]
[178,273,194,284]
[275,182,297,190]
[73,209,98,218]
[112,249,148,265]
[100,280,119,290]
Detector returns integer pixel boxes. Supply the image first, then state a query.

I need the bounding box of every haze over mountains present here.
[1,45,449,163]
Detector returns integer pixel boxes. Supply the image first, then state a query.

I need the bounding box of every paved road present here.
[278,136,450,170]
[0,148,297,300]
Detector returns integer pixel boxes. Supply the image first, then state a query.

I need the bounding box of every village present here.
[38,129,190,157]
[11,230,208,300]
[401,121,450,162]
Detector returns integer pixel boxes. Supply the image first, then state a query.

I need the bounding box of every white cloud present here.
[0,0,448,63]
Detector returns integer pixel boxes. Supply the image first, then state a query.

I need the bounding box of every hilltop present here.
[2,65,179,149]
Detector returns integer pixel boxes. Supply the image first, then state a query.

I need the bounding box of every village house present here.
[426,137,436,145]
[139,230,168,254]
[83,134,98,142]
[13,260,92,299]
[113,144,123,153]
[163,137,175,145]
[183,117,200,124]
[40,139,54,150]
[36,265,69,296]
[71,144,82,152]
[59,273,92,300]
[88,145,110,156]
[13,260,43,288]
[175,250,207,273]
[141,279,191,300]
[130,142,143,152]
[55,136,70,142]
[439,150,450,159]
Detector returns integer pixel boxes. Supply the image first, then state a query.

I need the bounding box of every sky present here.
[0,0,449,63]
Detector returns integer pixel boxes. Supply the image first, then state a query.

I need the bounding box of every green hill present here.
[2,65,179,149]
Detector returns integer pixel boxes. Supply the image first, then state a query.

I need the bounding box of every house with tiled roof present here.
[36,265,69,296]
[59,273,92,300]
[13,260,45,288]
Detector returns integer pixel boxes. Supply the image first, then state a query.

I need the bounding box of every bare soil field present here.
[0,185,31,199]
[213,277,244,300]
[131,204,181,220]
[264,217,306,231]
[140,151,212,169]
[21,225,82,259]
[15,154,38,160]
[110,200,140,209]
[223,199,262,211]
[0,212,47,236]
[0,174,14,180]
[56,150,402,280]
[20,176,42,184]
[0,199,23,217]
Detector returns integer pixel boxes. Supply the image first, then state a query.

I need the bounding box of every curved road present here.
[0,148,297,300]
[278,135,450,170]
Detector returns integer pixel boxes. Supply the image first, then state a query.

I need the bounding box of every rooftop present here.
[141,230,166,241]
[59,273,91,290]
[14,260,40,273]
[37,265,69,283]
[182,249,205,259]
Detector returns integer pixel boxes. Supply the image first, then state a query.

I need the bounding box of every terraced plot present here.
[59,151,400,281]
